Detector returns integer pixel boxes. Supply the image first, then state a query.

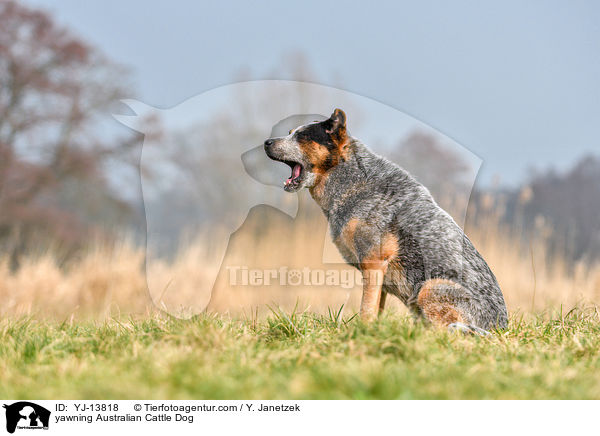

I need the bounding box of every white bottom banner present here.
[0,400,594,435]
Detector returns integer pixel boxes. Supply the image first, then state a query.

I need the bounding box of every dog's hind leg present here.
[416,278,489,335]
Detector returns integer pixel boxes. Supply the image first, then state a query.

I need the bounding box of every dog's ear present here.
[326,108,346,133]
[326,109,348,149]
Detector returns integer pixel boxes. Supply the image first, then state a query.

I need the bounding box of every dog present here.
[264,109,508,333]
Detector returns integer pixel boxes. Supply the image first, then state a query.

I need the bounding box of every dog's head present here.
[263,109,349,192]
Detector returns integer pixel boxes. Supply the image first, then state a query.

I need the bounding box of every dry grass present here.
[466,207,600,315]
[1,203,599,321]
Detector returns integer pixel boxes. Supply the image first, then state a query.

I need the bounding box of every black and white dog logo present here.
[3,402,50,433]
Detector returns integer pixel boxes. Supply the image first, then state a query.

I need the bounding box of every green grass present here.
[1,306,600,399]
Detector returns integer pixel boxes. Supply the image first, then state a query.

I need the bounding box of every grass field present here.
[2,204,600,399]
[2,306,600,399]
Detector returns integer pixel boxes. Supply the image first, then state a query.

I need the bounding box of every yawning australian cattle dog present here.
[264,109,508,334]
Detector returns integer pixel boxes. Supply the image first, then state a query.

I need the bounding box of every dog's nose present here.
[264,139,274,146]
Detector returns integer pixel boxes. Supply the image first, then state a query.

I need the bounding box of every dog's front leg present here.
[379,290,387,314]
[360,264,387,322]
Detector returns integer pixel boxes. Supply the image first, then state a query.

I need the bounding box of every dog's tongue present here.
[284,164,302,187]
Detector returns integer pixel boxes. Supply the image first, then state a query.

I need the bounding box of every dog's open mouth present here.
[282,160,304,192]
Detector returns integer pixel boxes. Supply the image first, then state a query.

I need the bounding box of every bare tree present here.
[508,155,600,263]
[0,1,139,263]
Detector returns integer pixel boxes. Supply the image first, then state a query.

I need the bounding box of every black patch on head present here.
[270,114,327,137]
[294,121,337,151]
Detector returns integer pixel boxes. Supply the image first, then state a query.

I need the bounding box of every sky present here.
[26,0,600,187]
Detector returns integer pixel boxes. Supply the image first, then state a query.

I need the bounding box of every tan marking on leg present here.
[359,233,399,321]
[379,233,399,261]
[417,279,464,327]
[360,233,399,270]
[360,267,386,322]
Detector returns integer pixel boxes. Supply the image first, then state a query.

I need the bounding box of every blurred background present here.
[1,0,599,319]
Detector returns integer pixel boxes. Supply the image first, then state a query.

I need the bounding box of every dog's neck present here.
[309,138,371,215]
